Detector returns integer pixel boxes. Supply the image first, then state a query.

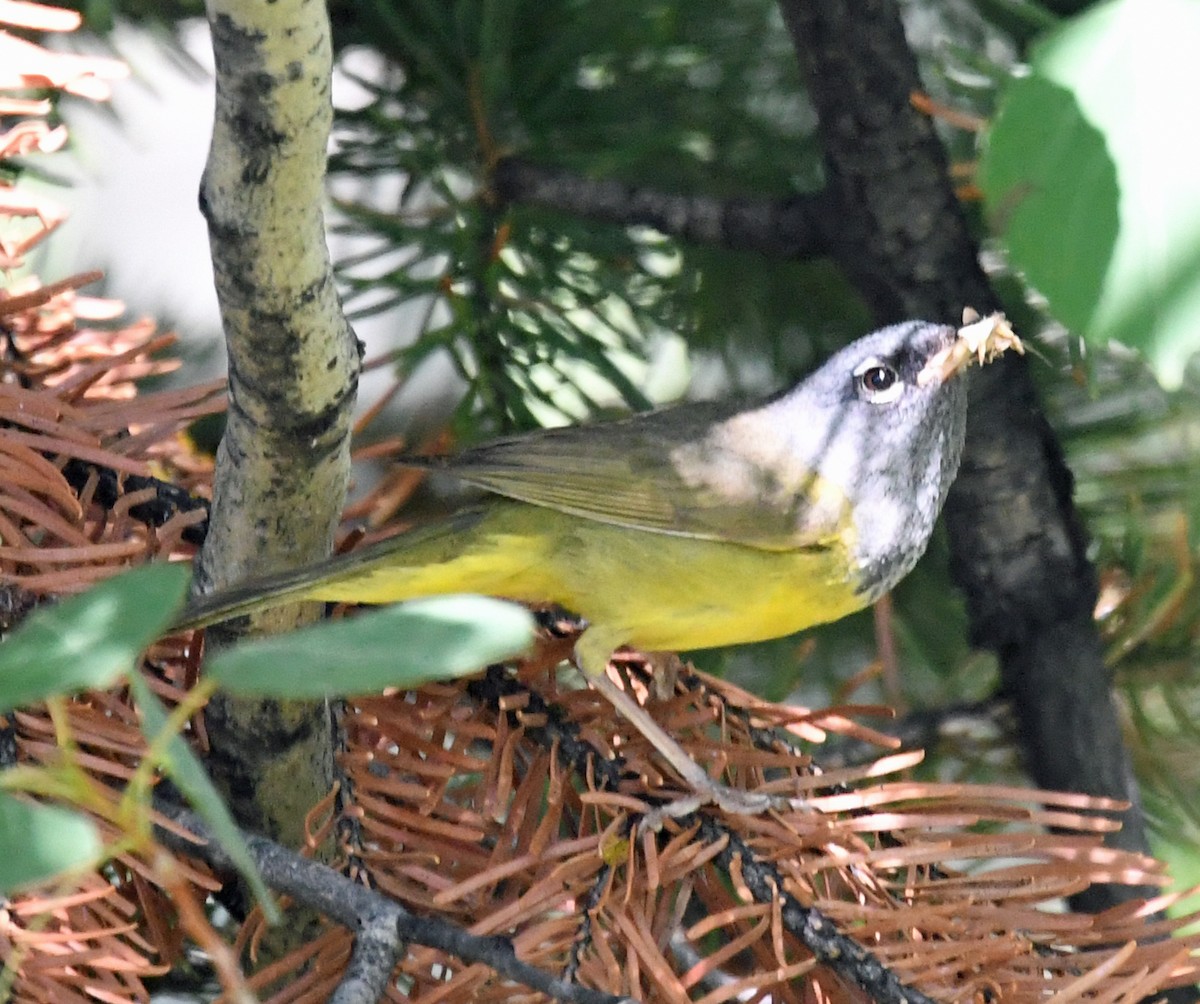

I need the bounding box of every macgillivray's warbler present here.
[176,313,1021,814]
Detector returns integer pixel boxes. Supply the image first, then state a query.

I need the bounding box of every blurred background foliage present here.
[48,0,1200,886]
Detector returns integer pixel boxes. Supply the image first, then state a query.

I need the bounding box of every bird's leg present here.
[575,635,782,821]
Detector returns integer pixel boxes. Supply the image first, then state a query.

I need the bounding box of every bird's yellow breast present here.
[307,500,866,655]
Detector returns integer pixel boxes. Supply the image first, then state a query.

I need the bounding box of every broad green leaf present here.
[981,0,1200,388]
[0,791,101,893]
[206,595,535,697]
[128,673,280,923]
[980,74,1118,338]
[0,563,191,714]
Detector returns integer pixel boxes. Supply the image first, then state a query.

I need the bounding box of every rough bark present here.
[777,0,1150,912]
[196,0,361,954]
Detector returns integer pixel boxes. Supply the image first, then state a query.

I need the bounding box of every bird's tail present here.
[172,507,489,632]
[173,561,343,630]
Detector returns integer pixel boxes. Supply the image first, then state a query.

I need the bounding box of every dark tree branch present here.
[776,0,1151,912]
[470,666,938,1004]
[154,802,635,1004]
[61,460,211,546]
[777,3,994,317]
[492,155,836,259]
[697,817,939,1004]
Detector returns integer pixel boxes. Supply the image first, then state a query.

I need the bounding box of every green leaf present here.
[980,74,1118,338]
[0,563,191,715]
[206,595,535,697]
[981,0,1200,388]
[0,791,101,893]
[128,673,280,923]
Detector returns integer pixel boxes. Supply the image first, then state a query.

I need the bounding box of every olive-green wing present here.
[441,401,841,552]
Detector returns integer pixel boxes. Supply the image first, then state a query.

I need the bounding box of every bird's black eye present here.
[861,365,895,393]
[853,359,904,403]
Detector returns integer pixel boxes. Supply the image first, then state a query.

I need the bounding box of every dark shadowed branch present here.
[492,155,836,258]
[774,0,1149,913]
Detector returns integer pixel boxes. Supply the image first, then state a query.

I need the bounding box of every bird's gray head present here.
[766,320,968,599]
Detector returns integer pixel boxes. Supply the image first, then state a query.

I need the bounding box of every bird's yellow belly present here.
[558,522,862,652]
[308,501,866,654]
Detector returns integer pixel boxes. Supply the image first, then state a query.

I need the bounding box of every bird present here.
[177,315,1013,815]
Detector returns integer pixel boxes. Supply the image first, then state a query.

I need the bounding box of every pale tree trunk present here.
[195,0,361,959]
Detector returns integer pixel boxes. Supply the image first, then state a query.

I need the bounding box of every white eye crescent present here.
[853,357,904,404]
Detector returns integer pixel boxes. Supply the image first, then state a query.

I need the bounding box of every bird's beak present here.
[917,309,1025,387]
